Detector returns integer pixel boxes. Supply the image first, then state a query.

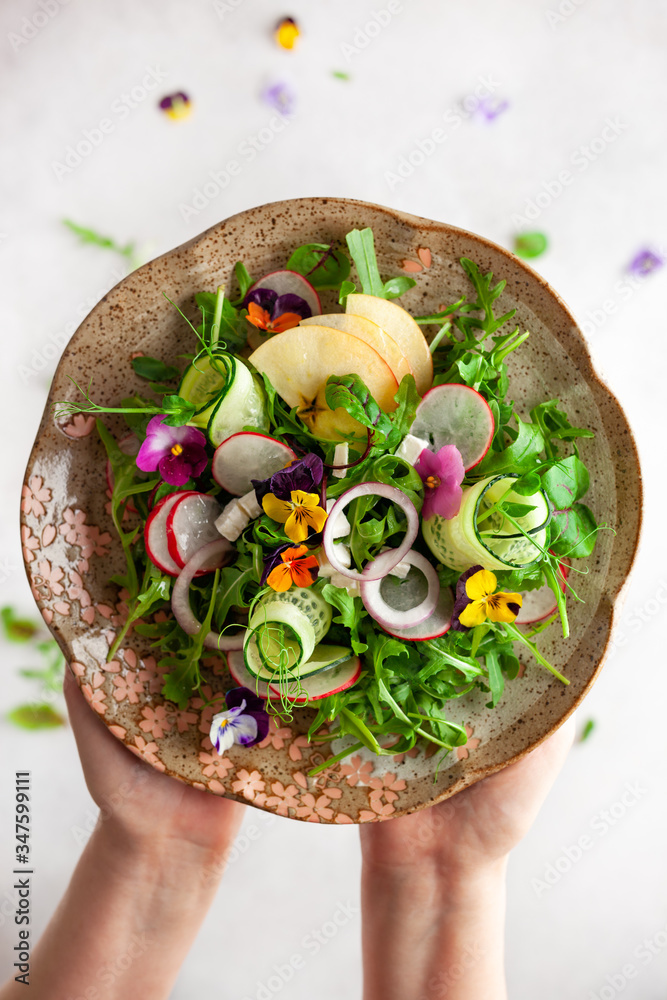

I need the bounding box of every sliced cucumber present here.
[178,353,230,428]
[206,360,269,446]
[243,588,332,680]
[423,474,550,571]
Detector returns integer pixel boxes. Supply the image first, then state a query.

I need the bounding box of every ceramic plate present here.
[21,198,642,823]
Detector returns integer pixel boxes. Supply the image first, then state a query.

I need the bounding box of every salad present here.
[56,228,600,775]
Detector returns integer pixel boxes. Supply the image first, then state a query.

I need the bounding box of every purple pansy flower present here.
[252,452,323,504]
[415,445,465,520]
[243,287,312,335]
[209,687,269,754]
[136,415,208,487]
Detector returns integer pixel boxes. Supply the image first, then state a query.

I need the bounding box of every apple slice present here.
[300,313,413,385]
[346,293,433,394]
[248,326,398,440]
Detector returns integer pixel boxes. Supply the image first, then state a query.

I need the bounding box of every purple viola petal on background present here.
[269,453,323,499]
[243,287,278,312]
[225,686,265,715]
[273,292,312,320]
[628,248,664,277]
[451,564,483,631]
[262,81,296,116]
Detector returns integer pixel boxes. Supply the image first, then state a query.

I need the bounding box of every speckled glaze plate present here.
[21,198,642,823]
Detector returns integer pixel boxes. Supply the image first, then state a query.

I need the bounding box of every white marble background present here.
[1,1,666,997]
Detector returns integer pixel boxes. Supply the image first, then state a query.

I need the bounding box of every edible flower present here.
[628,248,664,277]
[263,489,327,543]
[158,92,192,120]
[274,16,300,49]
[135,415,207,486]
[451,565,522,630]
[209,687,269,754]
[253,452,323,504]
[243,288,311,334]
[415,445,465,520]
[263,544,319,591]
[262,81,296,116]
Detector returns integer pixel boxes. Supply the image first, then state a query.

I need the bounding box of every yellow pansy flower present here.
[262,489,328,543]
[457,569,523,628]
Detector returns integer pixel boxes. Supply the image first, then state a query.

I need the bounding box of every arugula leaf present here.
[285,243,351,289]
[530,399,595,459]
[345,228,417,300]
[476,417,544,476]
[131,356,180,383]
[325,374,392,439]
[550,502,598,559]
[231,261,253,304]
[320,584,368,654]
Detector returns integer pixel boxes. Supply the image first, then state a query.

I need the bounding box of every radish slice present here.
[106,434,141,512]
[360,549,440,629]
[171,539,243,651]
[516,561,569,624]
[322,483,419,582]
[211,432,296,496]
[246,270,321,317]
[166,493,223,572]
[382,586,454,641]
[144,492,197,576]
[411,384,494,471]
[269,656,362,704]
[227,649,272,699]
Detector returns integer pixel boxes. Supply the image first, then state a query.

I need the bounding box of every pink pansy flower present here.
[136,415,208,487]
[415,445,465,520]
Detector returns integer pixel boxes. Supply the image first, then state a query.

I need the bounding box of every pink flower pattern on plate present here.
[231,769,266,801]
[198,751,234,780]
[339,755,374,787]
[21,476,52,518]
[265,781,300,816]
[455,725,481,760]
[139,705,173,739]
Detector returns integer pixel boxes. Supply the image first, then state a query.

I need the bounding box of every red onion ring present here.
[322,482,419,582]
[360,548,440,630]
[171,539,244,651]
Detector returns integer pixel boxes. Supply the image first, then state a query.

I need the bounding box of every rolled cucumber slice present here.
[178,353,230,428]
[423,474,550,571]
[206,362,269,446]
[243,587,333,680]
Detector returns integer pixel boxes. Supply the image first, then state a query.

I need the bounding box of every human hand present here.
[361,714,576,876]
[359,717,576,1000]
[63,666,245,860]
